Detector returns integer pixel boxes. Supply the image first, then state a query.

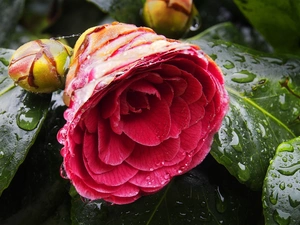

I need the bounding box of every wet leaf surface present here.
[0,48,51,195]
[71,155,263,225]
[263,137,300,225]
[188,36,300,190]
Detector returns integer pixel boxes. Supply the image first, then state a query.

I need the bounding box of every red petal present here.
[111,183,140,197]
[82,130,114,174]
[122,96,171,146]
[169,97,190,138]
[83,105,99,133]
[126,138,180,171]
[194,66,216,103]
[89,163,138,187]
[180,70,203,104]
[180,121,202,151]
[98,117,135,165]
[189,95,206,126]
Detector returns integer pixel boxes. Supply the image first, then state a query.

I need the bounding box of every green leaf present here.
[233,0,300,54]
[0,91,70,224]
[71,156,262,225]
[189,22,273,52]
[262,137,300,225]
[87,0,145,25]
[0,0,25,47]
[188,38,300,190]
[0,48,51,195]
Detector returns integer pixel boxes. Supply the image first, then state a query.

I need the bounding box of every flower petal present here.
[126,138,180,171]
[122,96,171,146]
[98,116,135,165]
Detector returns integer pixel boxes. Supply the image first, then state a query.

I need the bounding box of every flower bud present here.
[8,39,73,93]
[142,0,200,38]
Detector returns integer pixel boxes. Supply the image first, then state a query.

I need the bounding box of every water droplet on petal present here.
[60,164,68,179]
[189,15,201,31]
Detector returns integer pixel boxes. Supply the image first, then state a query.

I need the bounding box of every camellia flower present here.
[8,39,73,93]
[57,22,229,204]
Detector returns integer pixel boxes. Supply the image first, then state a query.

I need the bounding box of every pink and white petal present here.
[125,138,180,171]
[122,96,171,146]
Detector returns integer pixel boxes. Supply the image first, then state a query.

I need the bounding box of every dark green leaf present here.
[0,48,51,195]
[262,137,300,225]
[233,0,300,54]
[0,0,25,46]
[188,38,300,190]
[190,22,272,52]
[87,0,145,25]
[71,156,262,225]
[0,91,70,224]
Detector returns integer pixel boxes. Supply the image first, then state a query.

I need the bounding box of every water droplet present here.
[16,106,42,131]
[279,182,286,190]
[231,70,256,83]
[279,94,289,110]
[273,209,291,225]
[60,164,68,179]
[269,191,278,205]
[215,186,227,213]
[258,123,267,138]
[0,151,4,158]
[237,162,250,182]
[288,194,300,208]
[0,57,9,66]
[278,143,294,152]
[223,60,235,69]
[199,211,211,222]
[190,15,201,32]
[234,54,246,63]
[229,131,242,152]
[278,161,300,176]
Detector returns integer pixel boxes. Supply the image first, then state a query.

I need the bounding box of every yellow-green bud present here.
[143,0,199,38]
[8,39,73,93]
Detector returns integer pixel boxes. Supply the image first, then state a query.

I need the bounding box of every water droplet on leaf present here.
[231,70,256,83]
[223,60,235,69]
[237,162,250,182]
[273,209,291,225]
[16,106,42,131]
[269,191,278,205]
[215,186,227,213]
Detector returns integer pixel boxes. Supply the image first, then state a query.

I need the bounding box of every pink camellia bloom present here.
[57,22,229,204]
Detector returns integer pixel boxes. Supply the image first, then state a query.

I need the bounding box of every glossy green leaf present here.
[193,22,272,52]
[71,156,262,225]
[262,137,300,225]
[0,48,51,195]
[188,37,300,190]
[0,91,69,224]
[233,0,300,54]
[87,0,145,25]
[0,0,25,47]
